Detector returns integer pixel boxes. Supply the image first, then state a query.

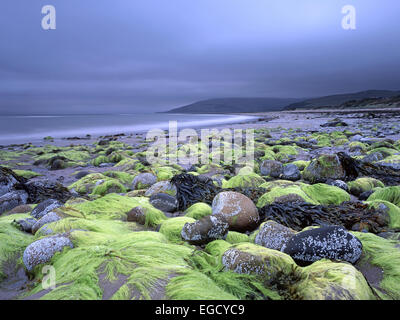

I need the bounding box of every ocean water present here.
[0,113,257,144]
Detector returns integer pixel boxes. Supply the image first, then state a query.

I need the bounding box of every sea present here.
[0,113,258,145]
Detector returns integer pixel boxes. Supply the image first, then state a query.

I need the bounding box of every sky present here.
[0,0,399,114]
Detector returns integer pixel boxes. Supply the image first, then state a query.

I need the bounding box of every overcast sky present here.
[0,0,399,114]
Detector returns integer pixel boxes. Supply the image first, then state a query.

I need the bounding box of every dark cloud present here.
[0,0,399,114]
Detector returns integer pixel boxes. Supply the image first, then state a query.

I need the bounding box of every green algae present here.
[257,186,317,208]
[222,173,266,189]
[91,180,127,197]
[13,169,42,179]
[367,186,400,207]
[347,177,385,197]
[301,183,351,205]
[226,231,249,244]
[352,232,400,300]
[159,217,196,244]
[0,214,34,281]
[184,203,212,220]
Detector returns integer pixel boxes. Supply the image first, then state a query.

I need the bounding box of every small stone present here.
[126,206,147,224]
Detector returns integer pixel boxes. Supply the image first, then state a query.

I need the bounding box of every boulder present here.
[260,160,283,178]
[212,191,259,232]
[302,154,346,183]
[254,221,296,251]
[0,190,28,215]
[31,199,62,220]
[282,226,363,266]
[23,235,74,271]
[144,181,177,197]
[132,173,157,190]
[149,193,178,212]
[32,211,62,234]
[181,215,229,245]
[12,217,37,233]
[281,164,301,181]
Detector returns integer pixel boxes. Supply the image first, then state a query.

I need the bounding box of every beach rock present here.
[361,152,384,163]
[254,221,296,251]
[282,226,363,266]
[302,154,346,183]
[0,190,29,214]
[126,206,147,224]
[281,164,301,181]
[144,181,177,197]
[0,167,21,197]
[260,160,283,178]
[31,199,62,220]
[326,179,349,192]
[75,171,90,180]
[221,243,297,284]
[149,193,178,212]
[12,217,37,233]
[350,134,363,142]
[32,211,62,234]
[181,215,229,245]
[212,191,259,232]
[23,235,74,271]
[132,173,157,190]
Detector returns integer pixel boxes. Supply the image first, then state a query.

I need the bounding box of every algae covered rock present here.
[212,191,260,232]
[303,154,346,183]
[222,243,298,283]
[184,202,212,220]
[254,221,296,251]
[282,226,363,266]
[222,173,266,189]
[144,181,177,197]
[301,183,351,205]
[23,235,74,271]
[32,211,62,235]
[181,215,229,245]
[347,177,385,197]
[367,186,400,207]
[132,173,157,190]
[294,260,376,300]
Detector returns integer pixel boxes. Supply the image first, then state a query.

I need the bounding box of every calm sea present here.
[0,113,257,145]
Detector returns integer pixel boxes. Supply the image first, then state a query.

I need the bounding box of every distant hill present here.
[284,90,400,110]
[165,97,302,114]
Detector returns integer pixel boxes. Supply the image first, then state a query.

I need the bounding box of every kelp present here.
[258,201,390,233]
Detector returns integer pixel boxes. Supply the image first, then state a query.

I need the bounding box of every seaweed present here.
[258,201,390,233]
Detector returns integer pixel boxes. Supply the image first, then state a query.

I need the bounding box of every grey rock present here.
[150,193,178,212]
[13,217,37,233]
[0,170,19,197]
[327,179,349,192]
[0,190,28,214]
[260,160,283,178]
[181,215,229,245]
[132,173,157,190]
[361,152,385,163]
[32,211,62,234]
[31,199,62,220]
[23,235,74,271]
[350,134,363,142]
[282,226,363,266]
[255,221,296,251]
[281,164,301,181]
[144,181,177,197]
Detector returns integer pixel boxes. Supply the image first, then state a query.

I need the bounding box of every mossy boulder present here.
[257,186,316,207]
[91,180,127,196]
[159,217,196,243]
[222,173,266,189]
[293,260,376,300]
[300,183,351,205]
[347,177,385,197]
[367,186,400,207]
[68,173,109,195]
[132,173,157,190]
[353,232,400,300]
[302,154,346,183]
[185,202,212,220]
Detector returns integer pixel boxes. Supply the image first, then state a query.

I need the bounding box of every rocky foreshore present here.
[1,110,400,300]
